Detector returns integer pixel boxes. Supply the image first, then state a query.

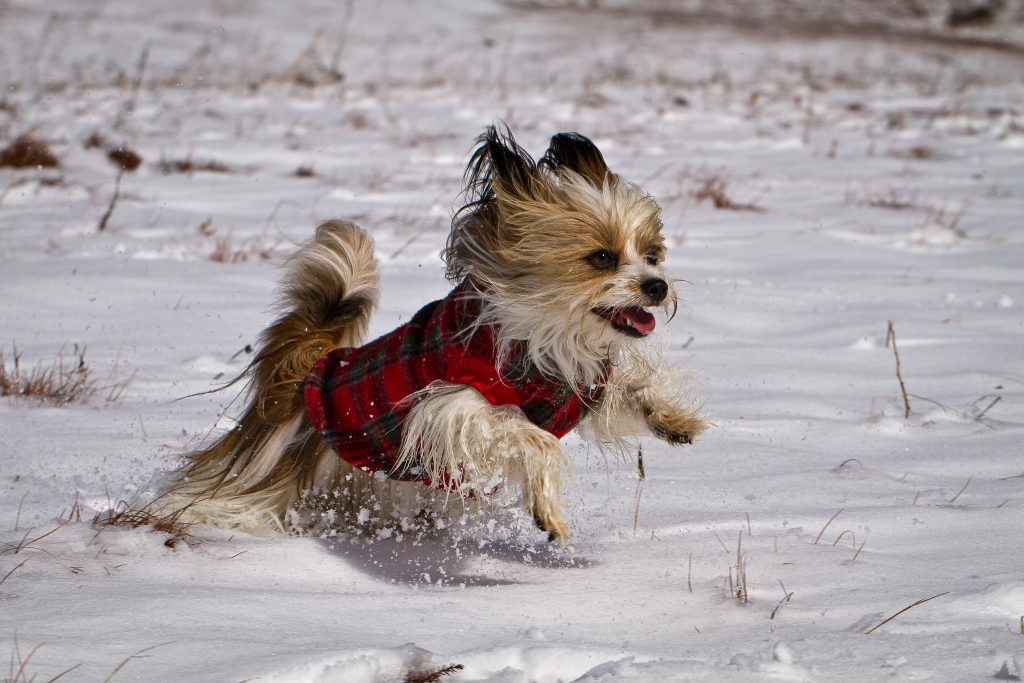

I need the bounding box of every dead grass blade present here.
[885,321,912,419]
[102,642,173,683]
[814,508,843,545]
[864,591,950,634]
[97,168,124,232]
[0,559,29,587]
[770,580,794,620]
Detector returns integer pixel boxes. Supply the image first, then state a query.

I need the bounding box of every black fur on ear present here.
[462,123,541,206]
[538,132,610,187]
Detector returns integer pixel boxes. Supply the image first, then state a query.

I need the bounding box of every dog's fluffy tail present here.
[163,220,380,534]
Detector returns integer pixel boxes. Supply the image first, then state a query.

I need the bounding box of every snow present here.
[2,0,1023,681]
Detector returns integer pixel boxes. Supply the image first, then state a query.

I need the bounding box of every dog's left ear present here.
[539,132,611,188]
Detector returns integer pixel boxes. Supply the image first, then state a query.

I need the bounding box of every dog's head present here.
[446,125,676,385]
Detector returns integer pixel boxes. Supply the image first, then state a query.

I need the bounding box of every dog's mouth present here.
[592,306,656,338]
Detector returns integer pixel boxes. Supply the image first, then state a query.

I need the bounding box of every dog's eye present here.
[644,254,660,266]
[587,250,616,269]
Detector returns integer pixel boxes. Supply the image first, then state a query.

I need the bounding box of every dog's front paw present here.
[652,424,693,445]
[644,405,709,447]
[532,503,568,547]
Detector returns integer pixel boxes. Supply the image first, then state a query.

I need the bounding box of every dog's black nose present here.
[641,278,668,304]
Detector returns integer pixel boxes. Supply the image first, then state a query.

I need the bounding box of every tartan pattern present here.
[303,281,607,484]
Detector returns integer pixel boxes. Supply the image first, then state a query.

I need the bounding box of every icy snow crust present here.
[1,1,1023,681]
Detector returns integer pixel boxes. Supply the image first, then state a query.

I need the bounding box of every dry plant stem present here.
[102,642,172,683]
[0,559,29,587]
[2,521,68,555]
[833,529,855,548]
[814,508,844,544]
[949,477,972,503]
[114,43,150,130]
[712,530,729,553]
[632,479,643,537]
[864,592,950,634]
[9,637,44,683]
[885,321,912,419]
[975,395,1001,422]
[734,531,748,605]
[745,512,752,536]
[632,449,645,536]
[770,580,794,620]
[97,169,125,232]
[852,539,867,561]
[687,552,693,593]
[404,663,465,683]
[15,492,27,531]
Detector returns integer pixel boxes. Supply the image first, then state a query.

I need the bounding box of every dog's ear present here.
[539,132,610,187]
[464,124,541,204]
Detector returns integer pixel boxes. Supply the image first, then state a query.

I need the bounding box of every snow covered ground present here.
[2,1,1023,680]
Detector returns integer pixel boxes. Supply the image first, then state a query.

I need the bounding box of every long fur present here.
[161,220,380,533]
[164,127,709,544]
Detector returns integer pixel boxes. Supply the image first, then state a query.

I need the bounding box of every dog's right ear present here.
[539,132,610,188]
[464,124,542,204]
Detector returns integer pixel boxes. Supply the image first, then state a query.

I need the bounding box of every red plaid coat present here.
[303,282,607,486]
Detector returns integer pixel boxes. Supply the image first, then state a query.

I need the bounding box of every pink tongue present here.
[615,307,656,335]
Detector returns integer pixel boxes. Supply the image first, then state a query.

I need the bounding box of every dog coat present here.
[303,282,607,486]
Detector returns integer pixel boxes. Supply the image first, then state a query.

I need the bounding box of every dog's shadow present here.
[319,531,596,587]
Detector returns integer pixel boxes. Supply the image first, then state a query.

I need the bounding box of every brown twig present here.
[949,477,972,503]
[97,168,124,232]
[975,395,1001,423]
[885,321,912,418]
[814,508,843,544]
[769,580,793,620]
[0,558,29,587]
[864,592,950,634]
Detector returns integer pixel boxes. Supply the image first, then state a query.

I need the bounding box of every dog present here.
[164,126,708,546]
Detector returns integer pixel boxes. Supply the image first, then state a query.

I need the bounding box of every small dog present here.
[165,126,708,545]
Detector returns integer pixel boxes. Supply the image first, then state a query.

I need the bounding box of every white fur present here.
[397,384,572,504]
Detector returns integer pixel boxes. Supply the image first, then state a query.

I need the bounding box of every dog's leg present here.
[635,383,708,445]
[591,355,709,448]
[398,385,573,546]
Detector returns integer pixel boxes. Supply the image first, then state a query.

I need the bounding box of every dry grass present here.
[863,592,949,634]
[0,135,59,169]
[160,156,232,174]
[890,144,940,160]
[0,344,132,405]
[108,146,143,171]
[731,531,749,605]
[846,187,918,210]
[5,634,81,683]
[1,344,91,405]
[404,664,464,683]
[691,174,764,212]
[209,231,277,263]
[94,496,198,550]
